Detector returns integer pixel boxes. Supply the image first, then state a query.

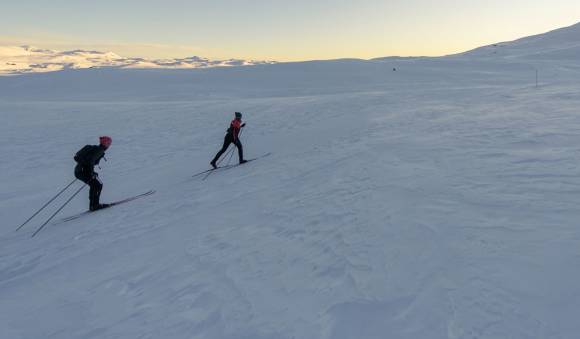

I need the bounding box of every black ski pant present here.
[74,164,102,208]
[212,133,244,164]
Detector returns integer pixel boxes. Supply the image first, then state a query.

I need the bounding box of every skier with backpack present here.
[74,136,112,211]
[210,112,247,169]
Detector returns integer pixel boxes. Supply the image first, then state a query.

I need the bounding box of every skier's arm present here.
[90,148,105,166]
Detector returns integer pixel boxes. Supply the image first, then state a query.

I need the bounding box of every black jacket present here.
[74,144,106,177]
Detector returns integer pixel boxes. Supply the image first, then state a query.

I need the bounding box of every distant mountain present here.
[0,46,276,75]
[458,21,580,61]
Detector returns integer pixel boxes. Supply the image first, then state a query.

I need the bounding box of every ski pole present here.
[31,185,85,238]
[225,146,236,166]
[219,147,235,166]
[16,179,77,231]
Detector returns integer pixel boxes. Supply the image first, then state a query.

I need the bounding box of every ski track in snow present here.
[1,50,580,338]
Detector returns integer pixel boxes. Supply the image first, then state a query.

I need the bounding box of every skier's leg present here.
[88,177,103,210]
[211,135,233,165]
[234,139,244,163]
[75,165,94,208]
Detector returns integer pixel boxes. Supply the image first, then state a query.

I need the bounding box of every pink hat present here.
[99,136,112,148]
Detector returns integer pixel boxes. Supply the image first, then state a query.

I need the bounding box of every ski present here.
[192,164,236,178]
[191,168,214,178]
[58,190,156,224]
[202,152,271,180]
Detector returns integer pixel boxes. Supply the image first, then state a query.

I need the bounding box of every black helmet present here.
[235,112,242,118]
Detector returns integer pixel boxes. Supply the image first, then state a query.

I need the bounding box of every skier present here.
[210,112,247,169]
[74,136,112,211]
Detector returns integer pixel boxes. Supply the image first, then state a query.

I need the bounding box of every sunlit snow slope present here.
[460,21,580,61]
[1,23,580,339]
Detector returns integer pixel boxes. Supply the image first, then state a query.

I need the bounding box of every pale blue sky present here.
[1,0,579,60]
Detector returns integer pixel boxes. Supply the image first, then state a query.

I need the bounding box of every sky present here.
[1,0,579,61]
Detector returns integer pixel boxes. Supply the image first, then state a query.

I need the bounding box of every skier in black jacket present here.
[74,136,112,211]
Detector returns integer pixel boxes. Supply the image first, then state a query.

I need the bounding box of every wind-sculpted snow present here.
[0,45,275,75]
[1,23,580,339]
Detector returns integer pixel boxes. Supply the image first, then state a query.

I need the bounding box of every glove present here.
[92,172,99,179]
[241,123,246,127]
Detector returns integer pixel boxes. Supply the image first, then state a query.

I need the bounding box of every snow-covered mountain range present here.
[0,45,276,75]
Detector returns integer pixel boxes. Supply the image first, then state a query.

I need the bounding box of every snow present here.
[0,46,275,75]
[459,22,580,61]
[1,23,580,339]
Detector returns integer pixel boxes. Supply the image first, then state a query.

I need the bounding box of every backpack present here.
[74,145,98,166]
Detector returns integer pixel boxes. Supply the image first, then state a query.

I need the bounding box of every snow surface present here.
[459,22,580,61]
[1,23,580,339]
[0,46,275,76]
